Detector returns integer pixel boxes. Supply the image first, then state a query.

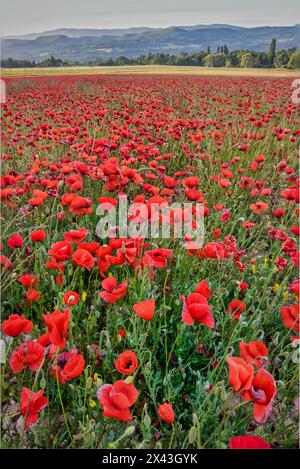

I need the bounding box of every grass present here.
[2,65,299,78]
[0,74,299,449]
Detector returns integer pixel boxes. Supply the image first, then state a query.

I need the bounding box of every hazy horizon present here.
[0,0,298,36]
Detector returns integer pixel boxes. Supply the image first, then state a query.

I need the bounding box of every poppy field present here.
[0,74,299,450]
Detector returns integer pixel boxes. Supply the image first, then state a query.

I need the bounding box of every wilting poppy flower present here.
[43,309,70,350]
[226,357,254,393]
[133,299,155,320]
[2,314,33,337]
[63,290,80,306]
[51,349,85,384]
[20,387,48,429]
[280,304,299,333]
[30,230,46,242]
[240,341,269,368]
[158,403,174,423]
[229,435,270,449]
[99,276,127,303]
[72,248,96,270]
[7,234,23,249]
[97,380,139,422]
[114,350,138,375]
[226,299,246,319]
[245,368,276,424]
[10,341,45,374]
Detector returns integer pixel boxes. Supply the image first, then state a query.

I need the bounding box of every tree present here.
[240,52,261,68]
[287,50,300,69]
[224,44,229,55]
[204,53,226,67]
[269,38,276,67]
[207,46,211,54]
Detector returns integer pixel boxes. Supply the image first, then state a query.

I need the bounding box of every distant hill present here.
[2,24,299,62]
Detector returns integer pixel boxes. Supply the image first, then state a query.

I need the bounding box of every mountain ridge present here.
[2,24,299,62]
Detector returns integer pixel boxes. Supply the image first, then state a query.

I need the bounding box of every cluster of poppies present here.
[1,74,299,448]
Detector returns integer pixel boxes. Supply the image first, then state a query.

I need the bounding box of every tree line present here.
[2,39,300,69]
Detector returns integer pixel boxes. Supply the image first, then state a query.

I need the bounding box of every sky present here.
[0,0,298,36]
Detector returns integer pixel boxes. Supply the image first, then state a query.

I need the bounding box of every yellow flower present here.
[89,399,97,408]
[273,283,280,293]
[252,264,256,274]
[93,373,99,383]
[264,256,269,266]
[283,291,289,302]
[82,291,87,302]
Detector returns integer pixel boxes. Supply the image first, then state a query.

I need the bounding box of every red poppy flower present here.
[181,289,214,328]
[43,309,70,350]
[8,234,23,249]
[97,380,139,422]
[229,435,270,449]
[2,314,33,337]
[246,368,276,424]
[72,248,96,270]
[203,242,226,259]
[142,248,172,268]
[226,299,246,319]
[99,276,127,303]
[249,201,269,214]
[63,228,89,244]
[290,280,299,299]
[194,280,211,299]
[133,299,155,320]
[10,341,45,374]
[26,287,41,303]
[18,274,38,287]
[48,241,72,261]
[0,254,12,271]
[30,230,46,242]
[226,357,254,393]
[240,341,269,368]
[114,350,138,375]
[158,403,174,423]
[20,387,48,429]
[280,304,299,333]
[63,290,80,306]
[51,349,85,384]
